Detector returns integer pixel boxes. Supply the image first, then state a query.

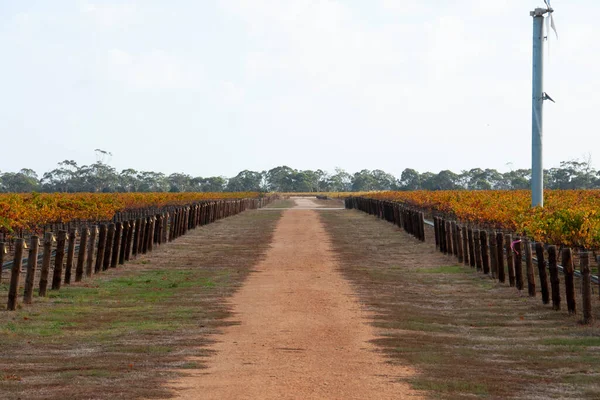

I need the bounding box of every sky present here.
[1,0,598,178]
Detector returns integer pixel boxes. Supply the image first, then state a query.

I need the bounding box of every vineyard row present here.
[346,197,599,325]
[1,197,272,311]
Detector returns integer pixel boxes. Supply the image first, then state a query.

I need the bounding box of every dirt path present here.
[289,197,322,208]
[170,209,420,399]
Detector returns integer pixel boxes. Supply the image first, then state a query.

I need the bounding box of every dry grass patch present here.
[321,210,600,399]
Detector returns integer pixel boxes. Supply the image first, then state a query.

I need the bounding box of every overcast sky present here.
[1,0,597,178]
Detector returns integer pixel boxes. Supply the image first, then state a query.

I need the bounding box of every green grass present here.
[410,378,489,397]
[562,374,600,384]
[542,337,600,347]
[415,265,467,274]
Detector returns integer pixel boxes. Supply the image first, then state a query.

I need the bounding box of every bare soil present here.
[290,197,345,209]
[169,209,421,399]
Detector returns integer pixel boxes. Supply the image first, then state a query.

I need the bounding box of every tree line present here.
[0,159,598,193]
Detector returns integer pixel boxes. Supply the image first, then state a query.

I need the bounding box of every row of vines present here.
[346,196,599,324]
[0,192,262,237]
[1,196,272,311]
[364,190,600,249]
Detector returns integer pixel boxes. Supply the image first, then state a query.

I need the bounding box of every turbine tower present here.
[530,0,557,208]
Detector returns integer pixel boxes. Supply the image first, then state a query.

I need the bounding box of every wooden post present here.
[173,210,180,239]
[413,211,419,240]
[451,221,458,257]
[110,222,122,268]
[118,222,128,265]
[496,232,505,283]
[162,213,169,243]
[474,230,482,271]
[535,242,550,304]
[153,214,160,244]
[142,217,150,254]
[489,232,498,279]
[440,219,447,254]
[525,239,535,296]
[7,238,25,311]
[598,257,600,300]
[42,230,65,296]
[581,252,593,324]
[189,205,195,229]
[62,228,77,285]
[156,215,163,246]
[132,218,141,257]
[75,227,89,282]
[433,217,440,248]
[23,236,40,304]
[446,221,453,255]
[124,220,134,262]
[181,208,187,236]
[95,224,107,273]
[182,208,188,235]
[562,248,576,315]
[468,229,475,268]
[39,233,53,294]
[456,225,464,263]
[103,223,115,271]
[180,207,186,235]
[86,226,98,277]
[147,217,155,252]
[0,242,5,284]
[547,246,561,311]
[139,218,147,254]
[176,209,181,232]
[480,231,490,275]
[462,226,469,266]
[169,212,176,241]
[413,211,418,238]
[505,234,515,287]
[513,238,524,290]
[194,205,200,228]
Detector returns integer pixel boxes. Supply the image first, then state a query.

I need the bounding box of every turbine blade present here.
[546,15,551,59]
[550,14,558,39]
[545,13,550,37]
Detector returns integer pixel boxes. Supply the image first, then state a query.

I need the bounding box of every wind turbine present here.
[530,0,558,208]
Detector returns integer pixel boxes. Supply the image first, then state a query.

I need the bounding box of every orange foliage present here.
[0,192,260,233]
[366,190,600,249]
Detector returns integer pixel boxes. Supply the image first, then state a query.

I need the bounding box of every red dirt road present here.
[170,208,420,399]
